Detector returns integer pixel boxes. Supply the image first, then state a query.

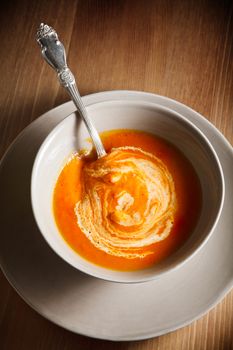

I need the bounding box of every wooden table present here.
[0,1,232,349]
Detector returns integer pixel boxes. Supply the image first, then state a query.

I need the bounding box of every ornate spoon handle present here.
[36,23,106,158]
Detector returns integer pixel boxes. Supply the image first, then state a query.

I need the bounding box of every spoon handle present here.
[36,23,106,158]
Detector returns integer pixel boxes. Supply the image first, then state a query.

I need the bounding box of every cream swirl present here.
[75,147,177,259]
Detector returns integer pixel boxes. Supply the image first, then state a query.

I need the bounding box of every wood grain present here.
[0,0,233,349]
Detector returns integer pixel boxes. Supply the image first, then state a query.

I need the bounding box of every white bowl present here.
[31,100,224,283]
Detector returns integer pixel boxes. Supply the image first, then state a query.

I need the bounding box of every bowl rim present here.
[31,99,225,283]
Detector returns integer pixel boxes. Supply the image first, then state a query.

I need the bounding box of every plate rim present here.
[0,90,232,341]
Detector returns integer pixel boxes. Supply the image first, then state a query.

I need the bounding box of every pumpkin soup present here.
[53,130,201,271]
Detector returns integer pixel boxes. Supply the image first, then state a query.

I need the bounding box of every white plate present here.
[0,91,232,341]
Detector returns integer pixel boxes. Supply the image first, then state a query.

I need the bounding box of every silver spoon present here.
[36,23,106,158]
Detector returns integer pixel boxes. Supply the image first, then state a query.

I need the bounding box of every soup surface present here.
[53,130,202,271]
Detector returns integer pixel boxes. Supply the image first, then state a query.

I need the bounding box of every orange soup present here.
[53,130,202,271]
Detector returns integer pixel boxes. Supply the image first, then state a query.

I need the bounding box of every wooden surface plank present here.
[0,0,232,349]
